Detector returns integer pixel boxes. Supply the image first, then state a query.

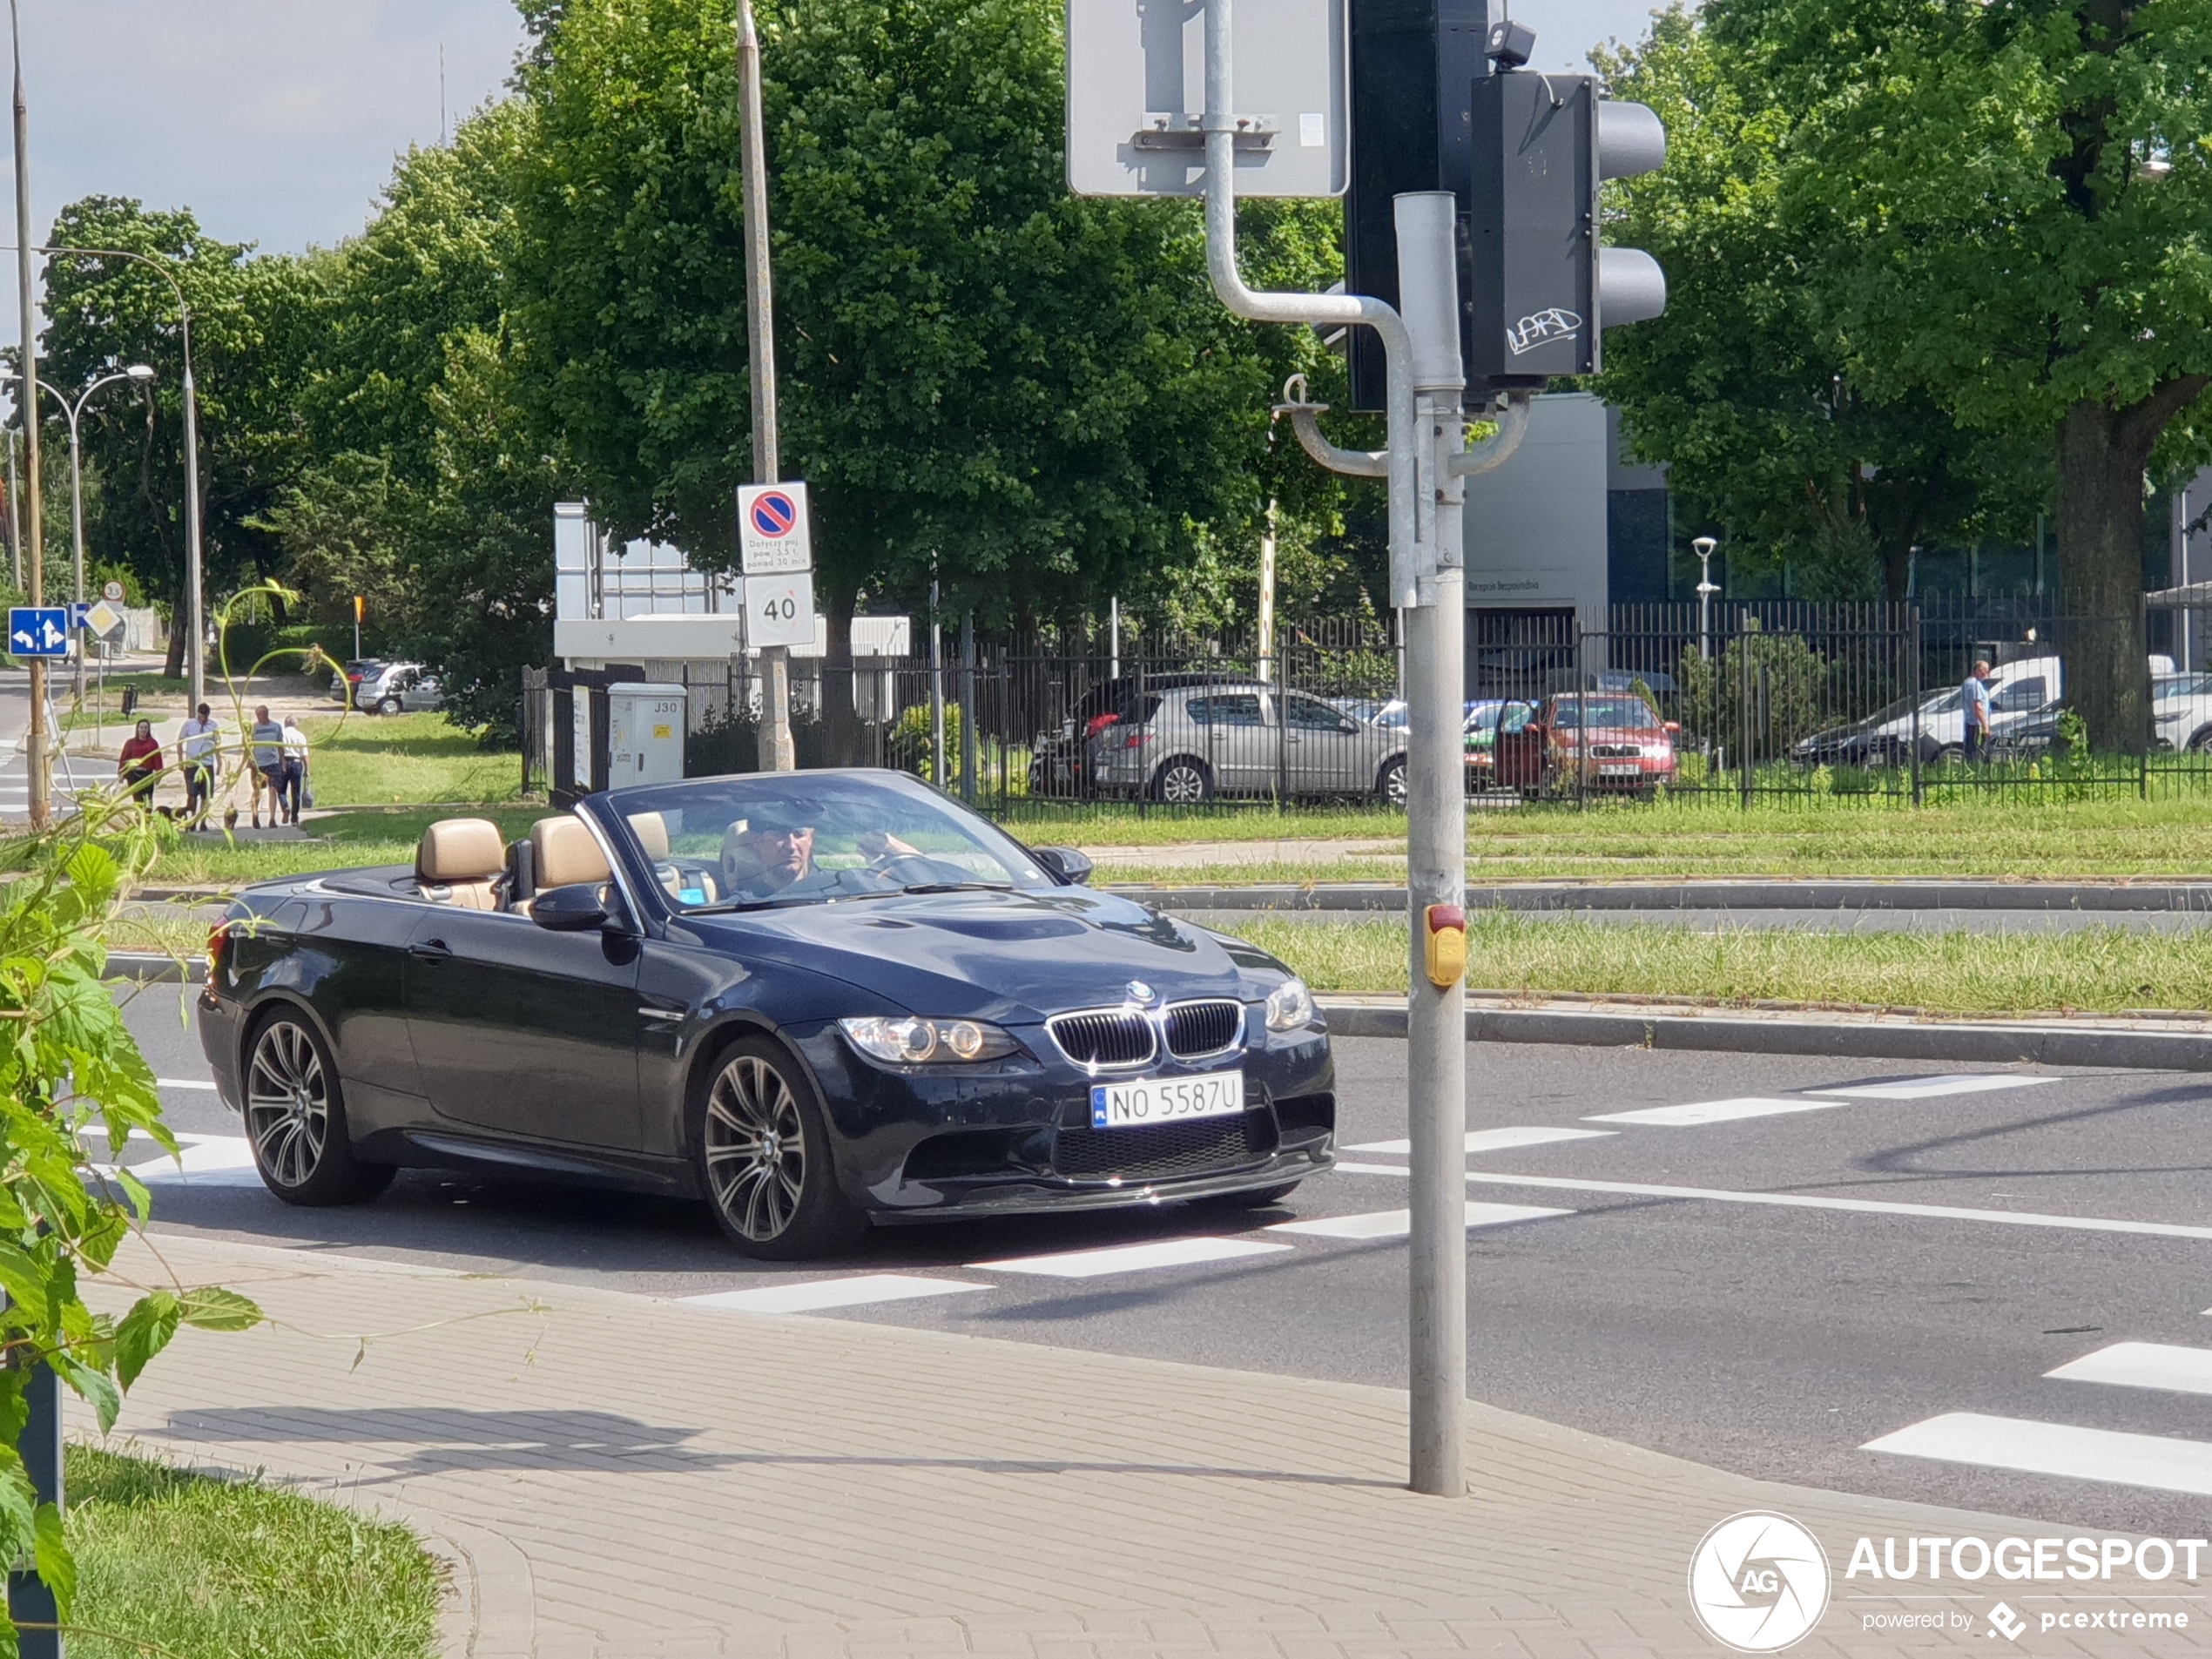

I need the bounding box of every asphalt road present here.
[124,981,2212,1539]
[1170,905,2212,934]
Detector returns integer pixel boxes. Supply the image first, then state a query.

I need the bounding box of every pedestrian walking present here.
[279,714,310,825]
[1962,658,1993,763]
[249,705,286,829]
[117,718,164,808]
[177,701,219,827]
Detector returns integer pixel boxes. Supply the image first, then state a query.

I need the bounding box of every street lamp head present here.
[125,364,154,381]
[1691,536,1718,558]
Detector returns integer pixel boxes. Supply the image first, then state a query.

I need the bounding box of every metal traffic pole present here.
[1394,191,1470,1498]
[11,0,48,833]
[738,0,794,772]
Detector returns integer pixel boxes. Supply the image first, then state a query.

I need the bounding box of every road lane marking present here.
[1807,1074,2058,1100]
[2045,1341,2212,1396]
[1328,1161,2212,1242]
[1584,1098,1839,1128]
[971,1236,1290,1277]
[682,1275,989,1314]
[156,1077,219,1091]
[110,1136,262,1188]
[1863,1412,2212,1498]
[1267,1201,1573,1241]
[1345,1127,1615,1155]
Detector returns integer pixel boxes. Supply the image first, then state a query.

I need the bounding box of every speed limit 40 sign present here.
[744,570,815,649]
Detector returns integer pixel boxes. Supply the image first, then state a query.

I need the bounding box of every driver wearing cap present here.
[722,799,921,900]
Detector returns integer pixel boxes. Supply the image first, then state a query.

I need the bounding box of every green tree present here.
[509,0,1335,626]
[1595,6,2047,604]
[1717,0,2212,748]
[37,198,320,678]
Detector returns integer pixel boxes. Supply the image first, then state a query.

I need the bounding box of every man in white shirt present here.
[279,715,310,825]
[176,702,219,828]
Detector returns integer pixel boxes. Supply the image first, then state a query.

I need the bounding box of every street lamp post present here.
[1693,535,1719,662]
[1,243,207,706]
[5,364,157,711]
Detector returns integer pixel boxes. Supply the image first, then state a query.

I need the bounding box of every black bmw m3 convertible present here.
[199,769,1336,1257]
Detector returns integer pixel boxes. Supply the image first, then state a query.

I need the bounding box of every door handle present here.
[408,939,454,961]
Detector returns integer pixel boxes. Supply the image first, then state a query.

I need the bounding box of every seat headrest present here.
[532,816,612,889]
[418,818,507,883]
[627,811,670,860]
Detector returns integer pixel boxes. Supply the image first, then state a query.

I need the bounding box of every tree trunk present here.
[820,595,861,766]
[2056,401,2155,755]
[163,615,185,681]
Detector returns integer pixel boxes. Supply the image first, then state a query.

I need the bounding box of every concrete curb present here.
[1118,878,2212,913]
[1318,994,2212,1070]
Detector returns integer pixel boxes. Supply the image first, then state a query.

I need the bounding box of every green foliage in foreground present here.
[0,801,265,1649]
[1246,915,2212,1016]
[67,1443,440,1659]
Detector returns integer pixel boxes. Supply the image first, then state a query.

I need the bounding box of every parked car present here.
[1464,699,1536,788]
[1494,692,1677,799]
[1086,681,1409,805]
[331,658,385,705]
[1027,673,1220,798]
[198,769,1333,1259]
[2154,671,2212,752]
[1792,653,2175,768]
[347,661,441,716]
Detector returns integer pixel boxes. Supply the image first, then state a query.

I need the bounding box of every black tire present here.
[1150,756,1213,805]
[692,1036,868,1260]
[1375,755,1406,808]
[375,696,402,716]
[1934,744,1963,765]
[242,1008,394,1205]
[2188,728,2212,755]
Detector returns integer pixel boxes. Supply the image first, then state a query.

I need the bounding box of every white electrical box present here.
[608,683,688,786]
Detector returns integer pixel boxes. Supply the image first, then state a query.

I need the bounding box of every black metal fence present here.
[529,594,2212,814]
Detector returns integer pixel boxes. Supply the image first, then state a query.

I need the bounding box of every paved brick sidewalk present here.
[83,1231,2155,1658]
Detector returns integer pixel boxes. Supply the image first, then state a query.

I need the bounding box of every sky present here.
[16,0,1667,259]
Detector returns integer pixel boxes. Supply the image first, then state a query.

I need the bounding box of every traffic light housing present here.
[1463,69,1667,388]
[1344,0,1489,412]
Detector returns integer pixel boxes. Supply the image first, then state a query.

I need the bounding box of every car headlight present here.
[840,1016,1021,1065]
[1264,976,1316,1032]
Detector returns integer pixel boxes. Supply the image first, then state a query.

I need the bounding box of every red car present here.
[1494,692,1678,799]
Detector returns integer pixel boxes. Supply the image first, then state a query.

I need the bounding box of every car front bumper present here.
[789,1018,1336,1221]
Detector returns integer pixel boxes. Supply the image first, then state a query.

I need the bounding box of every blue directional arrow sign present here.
[7,607,71,658]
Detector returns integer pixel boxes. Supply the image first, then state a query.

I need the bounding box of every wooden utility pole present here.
[11,0,47,829]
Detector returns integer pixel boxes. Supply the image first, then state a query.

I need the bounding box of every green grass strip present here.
[66,1443,440,1659]
[1241,914,2212,1016]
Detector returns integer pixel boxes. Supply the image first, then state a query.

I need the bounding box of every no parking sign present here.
[736,482,812,576]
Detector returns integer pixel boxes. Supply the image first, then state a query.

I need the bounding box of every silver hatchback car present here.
[1087,682,1408,804]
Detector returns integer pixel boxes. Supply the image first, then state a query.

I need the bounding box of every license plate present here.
[1598,763,1642,776]
[1090,1069,1246,1130]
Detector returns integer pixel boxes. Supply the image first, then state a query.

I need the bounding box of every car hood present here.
[678,887,1285,1023]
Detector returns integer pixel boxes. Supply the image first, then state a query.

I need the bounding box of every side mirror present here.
[1663,721,1681,735]
[532,882,611,932]
[1031,846,1094,886]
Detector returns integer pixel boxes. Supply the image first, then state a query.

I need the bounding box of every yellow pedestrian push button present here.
[1423,903,1467,988]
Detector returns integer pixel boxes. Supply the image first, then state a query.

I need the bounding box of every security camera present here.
[1485,18,1536,68]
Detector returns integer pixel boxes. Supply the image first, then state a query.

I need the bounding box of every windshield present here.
[604,771,1052,911]
[1551,696,1663,731]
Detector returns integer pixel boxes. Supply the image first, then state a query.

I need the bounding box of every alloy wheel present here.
[704,1053,807,1242]
[246,1018,330,1189]
[1156,760,1209,805]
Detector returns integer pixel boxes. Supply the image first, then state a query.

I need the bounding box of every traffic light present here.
[1463,46,1667,388]
[1343,0,1489,412]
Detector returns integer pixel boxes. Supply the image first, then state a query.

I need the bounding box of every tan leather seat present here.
[531,815,612,891]
[417,818,506,911]
[627,811,670,859]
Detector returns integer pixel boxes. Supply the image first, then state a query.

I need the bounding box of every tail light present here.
[1121,731,1152,750]
[206,923,231,981]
